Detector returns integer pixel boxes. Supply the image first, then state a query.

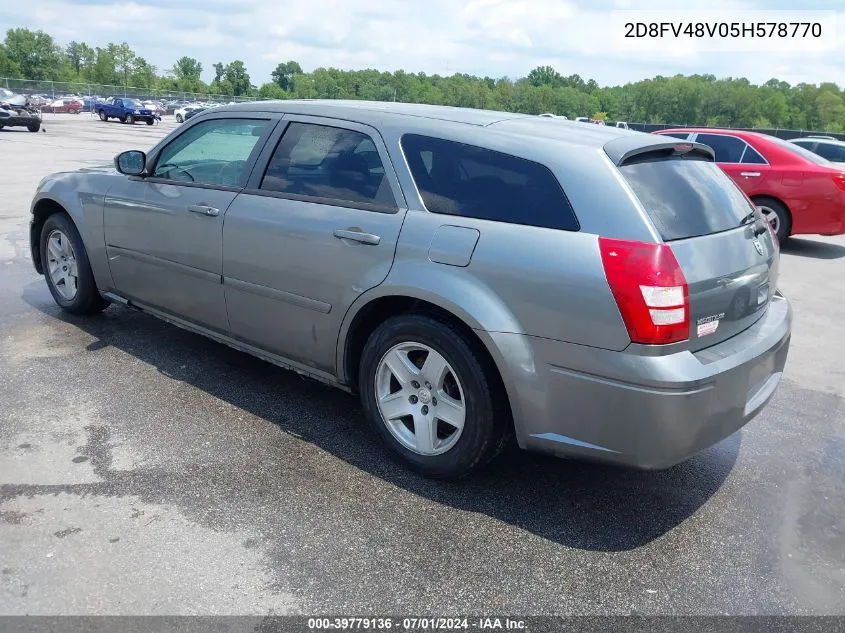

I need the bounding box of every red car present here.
[654,128,845,241]
[40,98,83,114]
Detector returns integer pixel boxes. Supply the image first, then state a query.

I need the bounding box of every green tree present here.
[0,43,21,77]
[258,82,287,99]
[171,56,203,91]
[270,60,302,91]
[527,65,562,87]
[3,28,63,80]
[109,42,135,86]
[65,40,87,76]
[91,46,118,85]
[817,91,845,131]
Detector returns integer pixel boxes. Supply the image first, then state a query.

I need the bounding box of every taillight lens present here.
[599,237,690,345]
[834,173,845,193]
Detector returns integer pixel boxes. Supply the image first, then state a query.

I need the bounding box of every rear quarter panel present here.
[342,118,635,350]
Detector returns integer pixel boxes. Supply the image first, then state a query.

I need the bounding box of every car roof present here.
[216,99,661,154]
[792,136,845,146]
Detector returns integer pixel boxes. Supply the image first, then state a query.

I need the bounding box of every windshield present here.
[766,134,834,166]
[124,99,142,108]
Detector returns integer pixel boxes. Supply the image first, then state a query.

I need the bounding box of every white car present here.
[789,136,845,165]
[174,103,204,123]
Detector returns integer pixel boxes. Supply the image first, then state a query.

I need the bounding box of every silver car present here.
[29,100,792,478]
[790,136,845,166]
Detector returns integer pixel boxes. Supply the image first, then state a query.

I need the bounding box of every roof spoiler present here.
[604,136,715,166]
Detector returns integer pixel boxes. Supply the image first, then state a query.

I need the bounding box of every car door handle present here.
[333,228,381,245]
[740,172,761,177]
[187,204,220,217]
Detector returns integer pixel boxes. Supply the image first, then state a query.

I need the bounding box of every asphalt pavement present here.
[0,115,843,615]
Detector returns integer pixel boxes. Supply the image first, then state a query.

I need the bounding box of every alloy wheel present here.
[46,229,78,301]
[375,342,466,456]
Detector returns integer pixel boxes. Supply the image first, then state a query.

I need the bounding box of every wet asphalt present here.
[0,116,843,615]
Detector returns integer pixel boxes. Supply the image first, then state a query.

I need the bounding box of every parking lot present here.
[0,114,843,615]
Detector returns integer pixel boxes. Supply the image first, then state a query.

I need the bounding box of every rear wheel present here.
[359,314,510,479]
[40,213,109,315]
[754,196,791,243]
[98,110,107,121]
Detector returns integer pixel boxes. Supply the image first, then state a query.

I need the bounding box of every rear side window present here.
[741,145,767,164]
[694,134,746,163]
[815,142,845,162]
[401,134,579,231]
[620,157,755,241]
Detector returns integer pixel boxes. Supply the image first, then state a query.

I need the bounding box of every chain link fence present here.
[2,77,259,106]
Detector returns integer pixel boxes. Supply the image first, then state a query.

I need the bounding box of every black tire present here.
[359,314,511,479]
[175,113,183,123]
[98,110,107,121]
[27,121,40,132]
[125,114,135,124]
[68,108,79,115]
[753,196,791,243]
[145,118,154,126]
[40,213,109,315]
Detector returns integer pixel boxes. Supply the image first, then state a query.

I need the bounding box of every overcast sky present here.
[3,0,844,87]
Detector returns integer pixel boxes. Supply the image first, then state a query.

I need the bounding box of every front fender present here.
[30,172,117,292]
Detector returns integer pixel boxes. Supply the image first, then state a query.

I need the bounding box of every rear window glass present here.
[620,157,755,241]
[401,134,579,231]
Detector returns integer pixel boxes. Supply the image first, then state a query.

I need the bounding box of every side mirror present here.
[115,150,146,176]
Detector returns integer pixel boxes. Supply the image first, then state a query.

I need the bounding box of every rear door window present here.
[619,156,755,241]
[260,122,397,210]
[401,134,578,231]
[694,134,746,163]
[815,142,845,162]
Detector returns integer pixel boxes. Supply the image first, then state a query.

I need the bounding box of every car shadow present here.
[22,281,739,553]
[781,237,845,260]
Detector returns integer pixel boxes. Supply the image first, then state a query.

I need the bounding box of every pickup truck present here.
[96,98,156,125]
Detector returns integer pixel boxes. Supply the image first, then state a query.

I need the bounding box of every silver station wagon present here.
[30,100,791,478]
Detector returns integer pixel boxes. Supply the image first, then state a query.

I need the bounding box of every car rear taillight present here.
[599,237,689,345]
[834,173,845,193]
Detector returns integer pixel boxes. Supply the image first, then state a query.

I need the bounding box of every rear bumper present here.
[493,294,791,469]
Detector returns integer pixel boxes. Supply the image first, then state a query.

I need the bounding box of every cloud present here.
[3,0,844,87]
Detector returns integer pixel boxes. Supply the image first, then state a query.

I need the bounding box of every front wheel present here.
[27,121,40,132]
[175,114,183,123]
[125,114,135,124]
[145,118,154,126]
[40,213,109,315]
[359,314,510,478]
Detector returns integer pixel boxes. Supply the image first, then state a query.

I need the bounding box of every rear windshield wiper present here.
[738,211,768,236]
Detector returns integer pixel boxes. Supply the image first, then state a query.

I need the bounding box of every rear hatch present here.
[617,145,779,351]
